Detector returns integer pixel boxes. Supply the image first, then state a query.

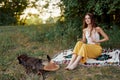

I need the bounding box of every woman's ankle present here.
[69,63,78,70]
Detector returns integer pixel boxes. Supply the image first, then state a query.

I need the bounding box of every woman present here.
[65,13,109,70]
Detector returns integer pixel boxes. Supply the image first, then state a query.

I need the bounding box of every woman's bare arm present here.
[96,27,109,43]
[81,29,86,43]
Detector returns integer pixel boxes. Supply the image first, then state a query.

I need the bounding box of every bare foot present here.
[65,67,69,70]
[68,63,78,70]
[65,67,73,70]
[65,65,74,70]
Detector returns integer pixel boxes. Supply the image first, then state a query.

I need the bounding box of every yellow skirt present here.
[73,41,102,64]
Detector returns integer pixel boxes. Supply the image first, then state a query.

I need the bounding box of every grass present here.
[0,25,120,80]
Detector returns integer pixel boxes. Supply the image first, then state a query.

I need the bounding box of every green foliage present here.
[61,0,120,29]
[107,0,120,13]
[0,0,28,25]
[99,24,120,48]
[62,0,120,16]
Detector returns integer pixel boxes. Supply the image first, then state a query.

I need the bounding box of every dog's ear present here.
[17,54,28,64]
[47,55,51,62]
[17,56,22,64]
[38,59,42,63]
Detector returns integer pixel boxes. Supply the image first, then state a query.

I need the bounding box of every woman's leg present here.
[65,54,77,69]
[66,44,102,70]
[65,41,84,69]
[68,56,82,70]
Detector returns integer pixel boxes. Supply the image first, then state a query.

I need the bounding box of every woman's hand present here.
[91,37,98,43]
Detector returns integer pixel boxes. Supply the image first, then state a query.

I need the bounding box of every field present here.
[0,25,120,80]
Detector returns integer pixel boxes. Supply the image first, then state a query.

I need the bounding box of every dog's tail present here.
[47,55,51,62]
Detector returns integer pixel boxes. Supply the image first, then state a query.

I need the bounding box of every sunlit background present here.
[20,0,64,24]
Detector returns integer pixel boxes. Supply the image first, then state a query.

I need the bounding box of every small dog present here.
[17,54,51,75]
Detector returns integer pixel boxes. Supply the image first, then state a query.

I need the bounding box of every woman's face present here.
[85,15,91,25]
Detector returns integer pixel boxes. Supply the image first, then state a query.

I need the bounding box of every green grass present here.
[0,25,120,80]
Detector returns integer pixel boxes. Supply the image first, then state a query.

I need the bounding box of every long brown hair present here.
[82,13,97,36]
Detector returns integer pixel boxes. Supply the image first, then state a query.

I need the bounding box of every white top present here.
[85,29,100,44]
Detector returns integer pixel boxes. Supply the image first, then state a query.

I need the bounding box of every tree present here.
[20,0,63,24]
[61,0,120,27]
[86,0,120,25]
[0,0,28,25]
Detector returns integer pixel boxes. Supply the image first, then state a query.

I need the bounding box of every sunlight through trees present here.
[20,0,64,24]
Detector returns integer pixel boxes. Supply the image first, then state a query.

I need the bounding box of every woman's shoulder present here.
[83,28,87,32]
[95,26,103,32]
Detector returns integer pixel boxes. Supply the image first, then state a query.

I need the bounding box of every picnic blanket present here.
[52,49,120,66]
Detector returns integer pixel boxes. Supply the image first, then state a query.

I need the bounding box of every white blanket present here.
[52,49,120,66]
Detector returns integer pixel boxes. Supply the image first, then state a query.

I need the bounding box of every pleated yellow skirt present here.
[73,41,102,64]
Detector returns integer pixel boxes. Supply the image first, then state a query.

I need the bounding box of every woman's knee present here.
[81,44,87,48]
